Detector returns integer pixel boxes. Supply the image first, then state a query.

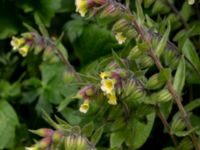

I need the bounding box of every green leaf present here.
[34,13,49,37]
[126,113,155,149]
[91,126,104,145]
[0,101,19,149]
[178,137,193,150]
[155,23,171,57]
[182,39,200,72]
[110,130,127,148]
[185,98,200,112]
[173,56,186,95]
[112,50,126,69]
[136,0,145,24]
[174,127,199,137]
[82,122,94,137]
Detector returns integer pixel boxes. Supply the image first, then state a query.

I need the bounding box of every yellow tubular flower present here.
[10,37,25,50]
[100,71,111,79]
[101,78,116,94]
[75,0,88,17]
[115,32,126,45]
[107,93,117,105]
[79,100,90,113]
[18,45,30,57]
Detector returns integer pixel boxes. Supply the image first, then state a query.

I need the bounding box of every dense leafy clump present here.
[1,0,200,150]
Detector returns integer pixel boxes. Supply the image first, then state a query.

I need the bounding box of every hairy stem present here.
[130,17,200,150]
[155,104,178,147]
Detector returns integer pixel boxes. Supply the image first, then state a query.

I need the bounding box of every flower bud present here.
[52,130,64,142]
[63,71,75,83]
[128,45,143,60]
[76,136,88,150]
[157,89,172,102]
[21,32,34,40]
[37,137,52,149]
[139,56,154,68]
[29,128,54,137]
[126,78,145,100]
[65,136,77,150]
[112,19,130,32]
[100,4,122,19]
[145,73,164,90]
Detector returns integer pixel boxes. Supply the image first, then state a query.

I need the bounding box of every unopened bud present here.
[112,19,130,32]
[63,71,75,83]
[157,89,172,102]
[128,46,143,60]
[126,79,145,100]
[76,136,88,150]
[29,128,54,137]
[37,137,52,149]
[146,73,164,90]
[65,136,77,150]
[100,4,121,18]
[21,32,34,40]
[139,56,154,68]
[52,130,64,142]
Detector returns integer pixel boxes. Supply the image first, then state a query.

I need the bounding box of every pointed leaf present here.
[112,50,126,68]
[82,122,94,137]
[173,56,186,95]
[175,127,199,137]
[182,39,200,71]
[156,23,171,57]
[91,126,104,145]
[136,0,145,24]
[110,130,127,148]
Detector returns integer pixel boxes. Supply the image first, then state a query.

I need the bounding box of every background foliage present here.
[1,0,200,149]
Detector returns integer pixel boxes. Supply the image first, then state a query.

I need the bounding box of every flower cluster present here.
[26,128,64,150]
[10,33,34,57]
[100,69,126,105]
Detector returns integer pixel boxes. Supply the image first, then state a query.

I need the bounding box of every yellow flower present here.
[75,0,88,17]
[100,71,111,79]
[115,32,126,45]
[107,93,117,105]
[18,45,30,57]
[101,78,116,94]
[10,37,25,50]
[79,100,90,113]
